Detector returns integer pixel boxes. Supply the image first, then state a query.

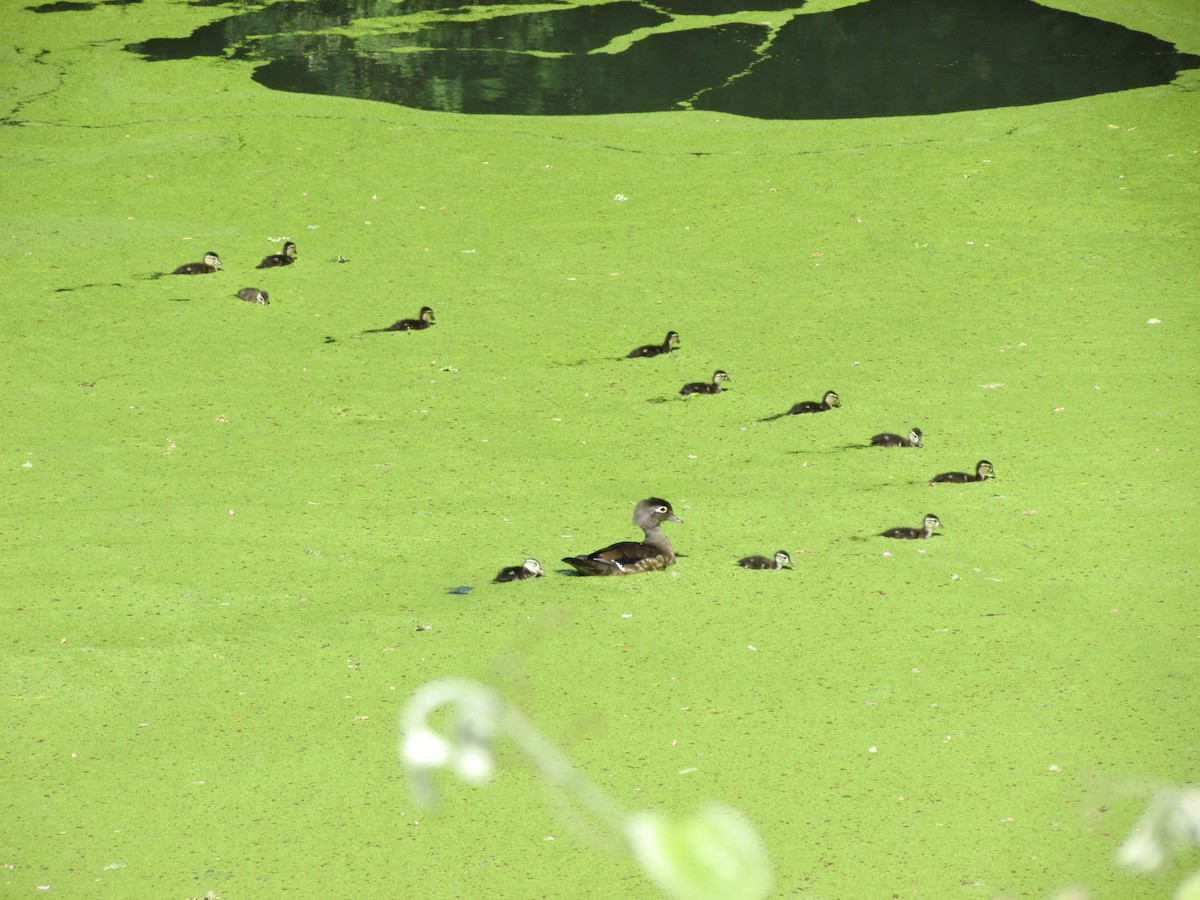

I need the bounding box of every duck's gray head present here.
[666,331,680,347]
[713,370,731,384]
[523,558,544,576]
[909,428,923,447]
[977,460,995,479]
[824,391,841,408]
[420,306,435,323]
[635,498,682,527]
[923,514,942,530]
[775,550,793,569]
[203,252,222,268]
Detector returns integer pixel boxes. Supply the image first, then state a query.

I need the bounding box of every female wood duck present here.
[929,460,994,485]
[172,252,221,275]
[493,558,544,583]
[236,288,269,306]
[628,331,680,358]
[871,428,923,447]
[788,390,841,415]
[738,550,793,570]
[881,514,942,539]
[257,241,297,268]
[562,498,682,576]
[369,307,435,332]
[680,371,730,396]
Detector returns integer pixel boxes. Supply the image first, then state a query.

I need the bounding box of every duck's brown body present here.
[738,550,793,570]
[562,498,682,576]
[871,428,923,447]
[172,251,221,275]
[257,241,297,268]
[493,559,544,583]
[881,514,942,539]
[680,371,730,396]
[930,460,994,484]
[628,331,680,358]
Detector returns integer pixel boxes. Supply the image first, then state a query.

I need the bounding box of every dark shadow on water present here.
[122,0,1200,118]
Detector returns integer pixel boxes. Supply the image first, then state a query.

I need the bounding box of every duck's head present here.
[712,370,731,384]
[203,252,222,269]
[909,428,923,447]
[923,514,942,530]
[634,498,682,527]
[420,306,435,323]
[775,550,793,569]
[523,558,544,577]
[666,331,681,348]
[977,460,995,479]
[824,391,841,408]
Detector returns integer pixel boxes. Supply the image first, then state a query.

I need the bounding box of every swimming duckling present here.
[929,460,994,485]
[257,241,297,268]
[628,331,680,358]
[788,390,841,415]
[236,287,269,306]
[871,428,923,447]
[562,498,682,576]
[367,307,435,332]
[172,251,222,275]
[680,370,730,396]
[881,514,942,539]
[493,558,544,583]
[738,550,793,570]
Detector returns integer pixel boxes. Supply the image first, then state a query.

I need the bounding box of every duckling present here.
[881,514,942,539]
[679,370,730,396]
[172,251,221,275]
[738,550,793,570]
[257,241,297,268]
[871,428,923,447]
[929,460,994,485]
[628,331,680,358]
[367,307,435,332]
[493,558,544,583]
[787,390,841,415]
[236,288,269,306]
[562,498,682,576]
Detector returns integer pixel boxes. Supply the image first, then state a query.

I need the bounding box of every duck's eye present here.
[656,506,668,514]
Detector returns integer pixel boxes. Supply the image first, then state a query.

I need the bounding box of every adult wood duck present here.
[871,428,923,447]
[236,288,269,305]
[738,550,793,570]
[493,558,544,583]
[881,514,942,539]
[562,498,682,576]
[680,371,730,396]
[172,252,221,275]
[367,307,435,332]
[929,460,994,485]
[257,241,297,268]
[628,331,680,358]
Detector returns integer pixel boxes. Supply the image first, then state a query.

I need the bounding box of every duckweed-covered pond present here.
[4,0,1200,896]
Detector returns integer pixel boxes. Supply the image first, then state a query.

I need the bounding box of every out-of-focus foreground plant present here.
[399,678,772,900]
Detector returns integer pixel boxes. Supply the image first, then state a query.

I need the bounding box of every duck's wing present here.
[563,540,667,575]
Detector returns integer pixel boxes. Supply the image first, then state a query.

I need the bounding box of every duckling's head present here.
[523,558,544,577]
[977,460,995,479]
[713,370,731,384]
[775,550,793,569]
[666,331,680,348]
[203,252,222,269]
[923,514,942,530]
[634,498,683,527]
[909,428,923,447]
[420,306,435,323]
[824,391,841,407]
[283,241,297,258]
